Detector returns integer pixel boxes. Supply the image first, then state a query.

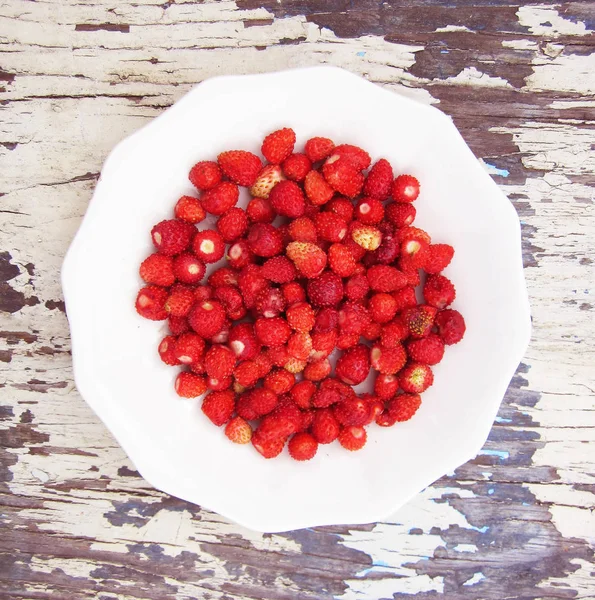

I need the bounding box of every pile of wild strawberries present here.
[135,128,465,461]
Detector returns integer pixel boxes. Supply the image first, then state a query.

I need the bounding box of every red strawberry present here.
[262,127,296,164]
[282,153,311,181]
[392,286,418,312]
[363,158,393,199]
[188,300,226,338]
[385,202,416,228]
[288,216,318,243]
[254,316,291,346]
[246,197,275,223]
[401,238,429,269]
[200,181,239,216]
[136,286,168,320]
[168,315,189,336]
[173,253,205,285]
[392,174,420,202]
[237,264,269,309]
[204,344,236,380]
[287,331,313,360]
[192,230,225,263]
[311,387,341,408]
[139,254,175,287]
[201,389,235,425]
[208,267,237,288]
[158,335,180,366]
[250,164,284,199]
[225,417,252,444]
[333,396,371,427]
[305,137,335,162]
[288,432,318,461]
[380,318,409,348]
[403,305,437,338]
[165,286,195,317]
[307,271,344,307]
[269,180,306,218]
[407,334,445,365]
[216,207,248,242]
[290,380,317,409]
[217,150,262,187]
[227,240,254,269]
[355,197,384,225]
[286,241,327,278]
[370,344,407,375]
[264,368,295,395]
[310,408,340,444]
[351,223,382,251]
[328,243,356,278]
[434,309,466,345]
[374,373,399,400]
[338,426,367,451]
[261,256,297,284]
[228,323,260,360]
[325,196,354,222]
[397,226,431,245]
[151,220,195,256]
[174,332,206,365]
[424,244,454,274]
[176,372,208,398]
[338,302,371,336]
[331,144,371,170]
[304,170,335,206]
[345,273,370,301]
[233,361,261,389]
[367,265,407,292]
[313,307,339,333]
[211,320,230,344]
[399,363,434,393]
[314,212,348,242]
[247,223,283,257]
[310,330,338,361]
[336,331,360,350]
[189,161,222,191]
[175,195,206,224]
[322,157,364,198]
[368,293,398,324]
[335,344,370,385]
[248,388,279,417]
[255,287,286,318]
[387,393,422,422]
[424,274,456,309]
[286,301,316,332]
[207,376,232,391]
[303,358,331,381]
[252,432,285,459]
[363,321,382,341]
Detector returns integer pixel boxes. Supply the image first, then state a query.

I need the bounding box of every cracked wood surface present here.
[1,0,594,598]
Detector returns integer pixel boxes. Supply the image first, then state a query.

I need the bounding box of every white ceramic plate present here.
[62,66,531,533]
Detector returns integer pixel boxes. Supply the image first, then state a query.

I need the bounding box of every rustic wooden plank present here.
[1,0,594,598]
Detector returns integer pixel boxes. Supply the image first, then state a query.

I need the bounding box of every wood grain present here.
[1,1,594,598]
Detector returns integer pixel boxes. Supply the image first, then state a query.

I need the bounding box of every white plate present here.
[62,66,531,533]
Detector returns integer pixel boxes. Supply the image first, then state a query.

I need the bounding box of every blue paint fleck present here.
[357,51,366,57]
[472,525,489,533]
[522,502,530,506]
[485,162,510,178]
[488,488,495,495]
[480,449,510,460]
[495,416,512,423]
[374,559,391,567]
[441,50,449,54]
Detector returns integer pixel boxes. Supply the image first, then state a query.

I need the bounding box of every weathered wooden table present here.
[2,1,594,598]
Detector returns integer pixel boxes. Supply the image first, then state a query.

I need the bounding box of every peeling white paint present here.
[517,6,592,37]
[463,572,486,586]
[440,66,512,88]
